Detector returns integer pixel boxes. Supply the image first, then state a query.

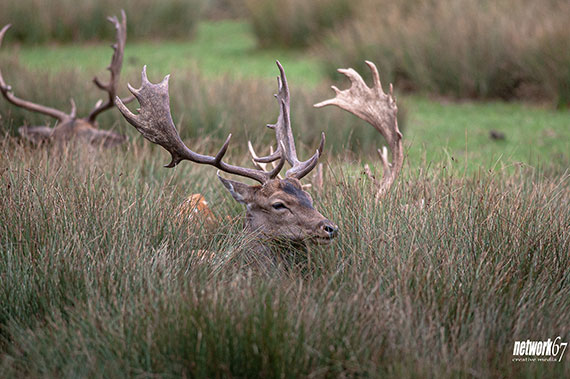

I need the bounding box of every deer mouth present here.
[312,220,338,245]
[312,235,336,245]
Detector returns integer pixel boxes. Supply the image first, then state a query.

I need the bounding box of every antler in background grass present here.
[0,11,132,147]
[315,61,403,200]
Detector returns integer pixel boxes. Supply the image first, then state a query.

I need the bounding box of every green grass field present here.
[1,20,569,378]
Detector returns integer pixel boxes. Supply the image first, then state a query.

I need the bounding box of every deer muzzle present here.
[315,219,339,244]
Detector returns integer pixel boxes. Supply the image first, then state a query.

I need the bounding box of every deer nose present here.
[319,220,339,238]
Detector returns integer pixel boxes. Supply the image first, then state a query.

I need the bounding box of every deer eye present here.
[272,202,288,210]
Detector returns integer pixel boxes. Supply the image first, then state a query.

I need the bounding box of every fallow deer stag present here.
[0,11,132,147]
[315,61,403,201]
[115,61,338,250]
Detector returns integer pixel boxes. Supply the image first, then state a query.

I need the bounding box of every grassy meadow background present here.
[0,0,569,377]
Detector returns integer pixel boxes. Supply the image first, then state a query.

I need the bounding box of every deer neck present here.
[242,213,309,266]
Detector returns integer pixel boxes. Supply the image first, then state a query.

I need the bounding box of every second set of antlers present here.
[0,11,133,145]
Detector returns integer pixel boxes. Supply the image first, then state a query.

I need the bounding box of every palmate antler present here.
[315,61,403,200]
[0,11,132,145]
[115,61,324,184]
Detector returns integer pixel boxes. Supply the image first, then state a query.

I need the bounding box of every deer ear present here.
[217,173,256,204]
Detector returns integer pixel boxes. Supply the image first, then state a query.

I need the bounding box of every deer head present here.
[115,62,338,246]
[0,11,133,147]
[315,61,403,201]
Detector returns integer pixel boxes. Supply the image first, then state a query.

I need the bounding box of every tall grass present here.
[319,0,570,106]
[0,138,568,377]
[0,0,205,43]
[244,0,355,48]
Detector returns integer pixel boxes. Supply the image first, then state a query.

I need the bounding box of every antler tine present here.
[69,98,77,118]
[0,24,72,122]
[315,60,403,199]
[88,10,134,123]
[254,60,325,179]
[0,24,9,49]
[115,66,285,184]
[248,141,283,179]
[248,141,266,170]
